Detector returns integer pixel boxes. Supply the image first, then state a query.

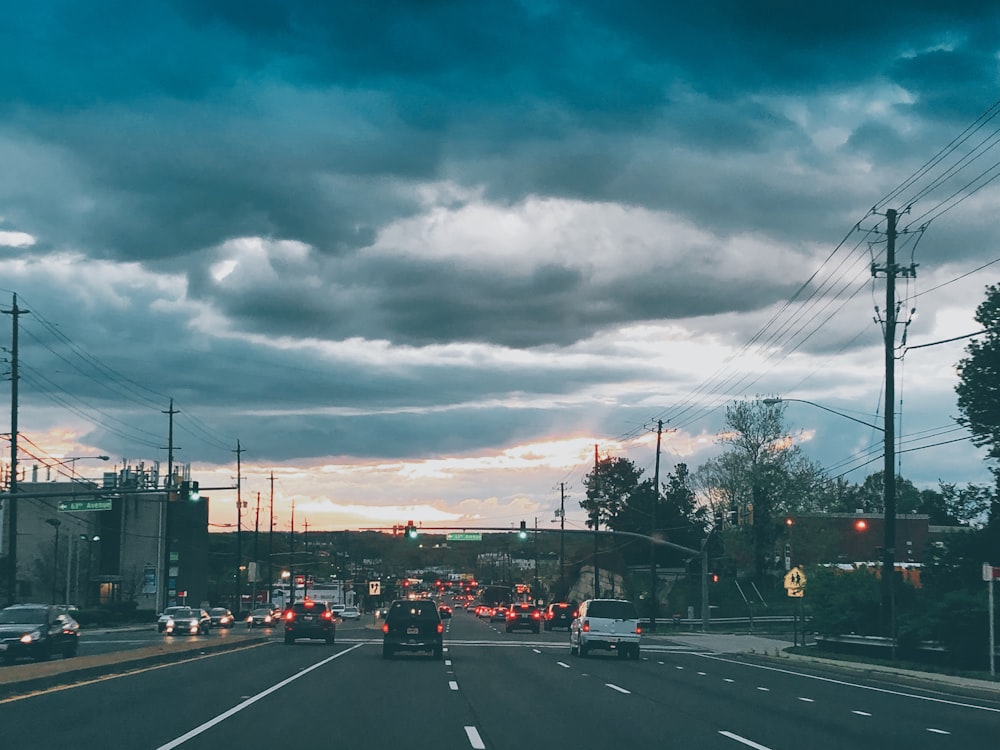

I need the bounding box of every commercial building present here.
[0,461,208,611]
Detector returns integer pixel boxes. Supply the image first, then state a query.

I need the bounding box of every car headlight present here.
[165,618,175,627]
[19,629,42,644]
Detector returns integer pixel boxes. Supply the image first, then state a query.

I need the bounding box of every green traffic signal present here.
[518,520,527,540]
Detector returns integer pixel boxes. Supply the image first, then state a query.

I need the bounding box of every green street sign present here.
[446,532,482,541]
[57,499,113,512]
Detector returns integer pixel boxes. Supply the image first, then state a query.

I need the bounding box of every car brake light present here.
[285,611,294,621]
[635,625,642,634]
[381,623,389,634]
[506,611,515,619]
[532,611,540,619]
[582,620,590,632]
[436,623,444,634]
[322,611,333,620]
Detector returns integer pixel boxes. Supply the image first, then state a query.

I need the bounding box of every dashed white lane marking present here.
[556,661,571,668]
[445,659,452,666]
[465,726,486,749]
[532,648,542,653]
[697,671,707,676]
[449,680,459,691]
[756,687,770,692]
[724,678,735,683]
[798,697,814,702]
[927,728,950,735]
[657,661,665,665]
[718,731,772,749]
[852,710,872,717]
[606,683,631,694]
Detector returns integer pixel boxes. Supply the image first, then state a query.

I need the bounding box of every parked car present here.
[209,607,236,628]
[382,599,443,659]
[0,603,80,663]
[283,600,336,644]
[544,601,578,631]
[505,602,542,633]
[161,607,211,636]
[569,598,641,659]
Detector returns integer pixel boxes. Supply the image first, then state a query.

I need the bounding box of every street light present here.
[45,518,61,604]
[761,398,883,432]
[42,454,110,481]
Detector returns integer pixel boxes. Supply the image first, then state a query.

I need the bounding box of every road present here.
[2,608,998,749]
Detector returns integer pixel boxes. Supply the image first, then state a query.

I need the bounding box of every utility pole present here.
[593,443,600,600]
[3,293,27,606]
[558,482,566,598]
[289,499,296,606]
[871,207,915,656]
[159,399,179,613]
[649,419,663,631]
[267,471,274,604]
[233,440,244,613]
[251,491,260,609]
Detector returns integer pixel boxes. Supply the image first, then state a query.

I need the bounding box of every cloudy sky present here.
[2,1,999,535]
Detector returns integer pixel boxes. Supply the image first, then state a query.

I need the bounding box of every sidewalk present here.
[648,631,1000,696]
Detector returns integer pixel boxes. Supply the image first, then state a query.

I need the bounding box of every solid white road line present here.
[156,644,364,750]
[718,731,773,749]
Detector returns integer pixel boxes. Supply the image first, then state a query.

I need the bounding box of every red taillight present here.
[532,611,541,619]
[381,623,389,634]
[582,620,590,632]
[436,623,444,634]
[572,610,579,618]
[285,611,294,621]
[635,625,642,634]
[506,611,515,619]
[322,611,333,621]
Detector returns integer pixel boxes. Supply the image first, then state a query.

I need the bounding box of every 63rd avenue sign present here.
[57,498,113,512]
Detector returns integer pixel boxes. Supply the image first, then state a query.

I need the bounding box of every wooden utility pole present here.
[233,440,244,612]
[267,471,274,603]
[593,444,600,599]
[3,294,27,606]
[871,207,916,655]
[649,419,663,631]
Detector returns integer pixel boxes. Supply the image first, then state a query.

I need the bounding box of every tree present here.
[581,455,646,532]
[956,283,1000,461]
[693,398,827,582]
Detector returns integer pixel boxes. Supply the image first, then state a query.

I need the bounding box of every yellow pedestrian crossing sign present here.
[784,566,806,597]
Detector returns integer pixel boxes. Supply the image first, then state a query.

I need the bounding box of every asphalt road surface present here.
[2,609,998,750]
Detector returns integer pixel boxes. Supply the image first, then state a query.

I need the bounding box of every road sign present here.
[57,499,113,512]
[446,532,482,541]
[369,580,381,596]
[784,566,806,597]
[983,563,1000,581]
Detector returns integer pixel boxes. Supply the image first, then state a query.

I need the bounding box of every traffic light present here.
[518,520,527,540]
[709,572,719,583]
[179,481,200,501]
[406,520,418,539]
[854,518,868,532]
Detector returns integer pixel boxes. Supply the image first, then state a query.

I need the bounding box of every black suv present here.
[0,603,80,663]
[382,599,444,659]
[283,600,336,644]
[544,601,577,631]
[505,602,542,633]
